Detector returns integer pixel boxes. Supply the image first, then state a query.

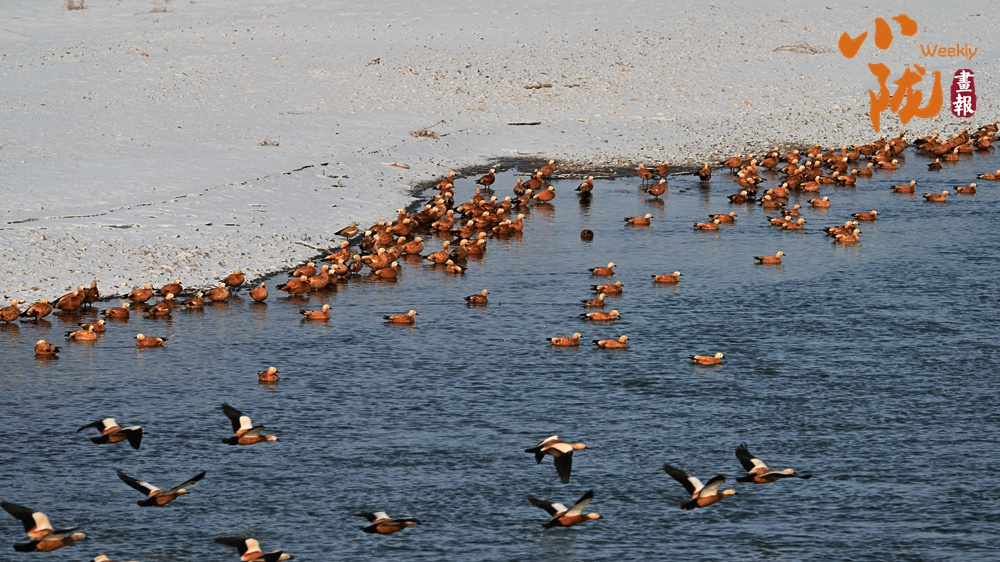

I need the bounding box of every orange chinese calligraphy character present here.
[838,14,916,58]
[867,63,942,133]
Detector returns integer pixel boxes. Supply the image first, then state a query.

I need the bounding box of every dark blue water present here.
[2,141,999,561]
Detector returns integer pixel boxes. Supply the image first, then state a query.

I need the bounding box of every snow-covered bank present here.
[1,0,995,298]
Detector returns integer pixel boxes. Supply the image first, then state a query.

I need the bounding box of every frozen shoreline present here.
[1,0,995,298]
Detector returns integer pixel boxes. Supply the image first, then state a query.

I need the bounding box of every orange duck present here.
[116,470,206,507]
[135,333,166,347]
[652,271,681,284]
[221,403,277,445]
[384,310,417,325]
[53,287,84,313]
[529,490,600,528]
[0,299,21,323]
[580,310,619,322]
[77,418,145,449]
[1,502,87,552]
[735,443,812,483]
[355,512,421,535]
[754,251,784,265]
[33,340,59,356]
[923,190,949,202]
[214,537,291,561]
[548,333,582,346]
[690,352,724,365]
[593,335,629,349]
[19,299,52,320]
[258,366,279,383]
[476,168,496,188]
[127,284,154,303]
[222,269,245,288]
[589,262,616,276]
[662,463,737,510]
[102,302,130,319]
[525,435,587,483]
[300,304,331,320]
[465,289,489,305]
[625,213,653,226]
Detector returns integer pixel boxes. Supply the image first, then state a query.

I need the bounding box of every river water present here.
[2,142,999,561]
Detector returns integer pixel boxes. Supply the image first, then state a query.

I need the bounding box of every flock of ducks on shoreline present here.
[3,121,998,558]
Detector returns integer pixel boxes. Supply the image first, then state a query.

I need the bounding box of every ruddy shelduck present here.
[662,463,737,510]
[532,185,556,202]
[159,278,182,297]
[127,284,154,303]
[66,325,98,341]
[754,251,784,265]
[547,333,582,347]
[891,180,916,193]
[1,502,86,552]
[222,269,245,288]
[103,302,130,319]
[355,512,422,535]
[80,319,106,333]
[637,162,654,181]
[465,289,489,304]
[183,292,205,310]
[690,352,724,365]
[19,299,52,320]
[625,213,653,226]
[292,262,317,278]
[539,159,556,177]
[589,262,615,276]
[384,310,417,324]
[652,271,681,284]
[53,287,84,312]
[0,299,21,323]
[529,489,600,528]
[525,435,587,483]
[709,212,737,223]
[591,281,623,294]
[116,470,206,507]
[82,280,99,308]
[852,210,878,221]
[593,335,629,349]
[221,403,277,445]
[644,179,666,197]
[300,304,331,320]
[735,443,812,483]
[135,333,166,347]
[923,190,949,202]
[807,196,831,208]
[204,283,230,301]
[276,275,310,295]
[581,293,606,307]
[249,283,268,302]
[697,162,712,181]
[258,366,279,383]
[580,310,619,322]
[34,340,59,356]
[475,168,496,188]
[335,222,360,239]
[215,537,292,561]
[77,418,145,450]
[955,183,976,194]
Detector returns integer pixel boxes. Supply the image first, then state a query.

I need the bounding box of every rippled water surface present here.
[3,143,1000,561]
